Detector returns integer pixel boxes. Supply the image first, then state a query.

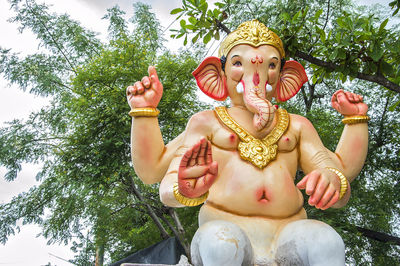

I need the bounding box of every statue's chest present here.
[212,126,297,153]
[212,107,297,168]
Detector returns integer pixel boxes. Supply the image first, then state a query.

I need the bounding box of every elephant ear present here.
[192,56,228,101]
[275,60,308,102]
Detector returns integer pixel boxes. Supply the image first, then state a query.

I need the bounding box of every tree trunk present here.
[158,209,191,261]
[169,208,191,260]
[129,178,170,239]
[95,244,104,266]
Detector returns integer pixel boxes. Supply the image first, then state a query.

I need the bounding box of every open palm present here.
[178,138,218,198]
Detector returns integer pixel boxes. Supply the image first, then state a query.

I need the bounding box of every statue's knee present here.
[276,220,344,266]
[191,220,253,266]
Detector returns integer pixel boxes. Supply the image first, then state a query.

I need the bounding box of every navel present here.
[255,187,270,204]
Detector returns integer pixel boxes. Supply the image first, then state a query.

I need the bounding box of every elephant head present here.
[193,20,308,131]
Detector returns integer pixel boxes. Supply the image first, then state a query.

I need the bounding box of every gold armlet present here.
[129,108,160,117]
[325,167,348,200]
[342,115,370,125]
[173,183,209,207]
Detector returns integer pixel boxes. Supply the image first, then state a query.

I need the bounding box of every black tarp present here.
[110,237,186,266]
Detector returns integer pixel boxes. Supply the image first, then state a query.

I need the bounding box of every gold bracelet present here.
[342,115,370,125]
[129,107,160,117]
[325,167,348,200]
[173,183,209,206]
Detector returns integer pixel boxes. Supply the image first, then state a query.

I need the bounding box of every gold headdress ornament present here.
[218,20,285,58]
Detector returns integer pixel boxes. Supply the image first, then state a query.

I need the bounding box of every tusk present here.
[236,82,244,94]
[266,83,273,92]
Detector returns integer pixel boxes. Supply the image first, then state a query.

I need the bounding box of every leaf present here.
[213,8,221,18]
[192,32,200,43]
[215,2,225,9]
[280,12,290,21]
[335,32,342,43]
[215,30,220,41]
[388,99,400,111]
[329,49,338,61]
[337,17,346,28]
[188,16,197,25]
[180,19,187,28]
[380,60,395,77]
[203,31,212,44]
[337,49,346,60]
[314,9,323,20]
[378,18,388,33]
[170,8,183,15]
[199,1,208,13]
[369,46,384,62]
[292,10,301,22]
[316,27,326,43]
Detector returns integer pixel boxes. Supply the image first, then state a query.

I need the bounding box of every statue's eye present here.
[233,61,242,67]
[269,63,276,69]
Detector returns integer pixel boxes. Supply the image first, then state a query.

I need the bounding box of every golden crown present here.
[218,20,285,58]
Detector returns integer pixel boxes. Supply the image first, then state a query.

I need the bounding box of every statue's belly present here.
[209,149,304,218]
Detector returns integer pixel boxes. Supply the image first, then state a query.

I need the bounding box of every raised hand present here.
[178,138,218,198]
[296,169,341,210]
[331,89,368,116]
[126,66,163,108]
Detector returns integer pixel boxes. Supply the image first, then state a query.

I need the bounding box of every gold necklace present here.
[214,106,289,169]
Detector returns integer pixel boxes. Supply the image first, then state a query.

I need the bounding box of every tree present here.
[0,1,207,264]
[170,0,400,264]
[172,0,400,93]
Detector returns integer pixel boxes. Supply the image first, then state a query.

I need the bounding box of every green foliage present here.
[0,1,208,264]
[173,0,400,93]
[131,3,165,52]
[389,0,400,15]
[102,6,128,40]
[170,0,226,45]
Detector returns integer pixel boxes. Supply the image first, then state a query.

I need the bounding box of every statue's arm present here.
[127,66,185,184]
[328,90,369,182]
[327,124,368,183]
[160,111,217,207]
[294,114,351,209]
[130,118,185,184]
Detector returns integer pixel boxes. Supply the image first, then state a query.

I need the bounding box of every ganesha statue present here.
[126,20,369,266]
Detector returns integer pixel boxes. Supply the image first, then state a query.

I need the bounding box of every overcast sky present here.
[0,0,395,265]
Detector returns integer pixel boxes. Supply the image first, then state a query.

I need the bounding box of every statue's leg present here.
[191,220,253,266]
[275,219,345,266]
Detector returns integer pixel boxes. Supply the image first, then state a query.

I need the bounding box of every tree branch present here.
[294,51,400,94]
[25,0,77,75]
[158,211,191,260]
[128,178,170,239]
[323,0,331,30]
[356,226,400,245]
[212,20,399,93]
[373,95,390,148]
[169,208,191,259]
[214,18,231,34]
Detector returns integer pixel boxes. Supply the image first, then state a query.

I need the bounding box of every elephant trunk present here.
[242,75,275,131]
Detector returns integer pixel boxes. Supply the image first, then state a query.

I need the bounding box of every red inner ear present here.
[192,57,228,101]
[276,60,308,102]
